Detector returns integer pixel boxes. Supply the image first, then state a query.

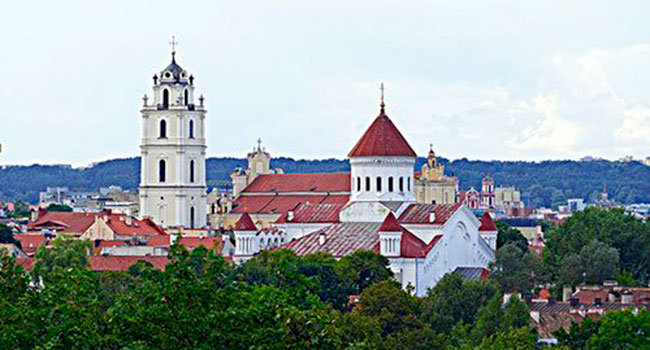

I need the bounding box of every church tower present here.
[139,42,207,229]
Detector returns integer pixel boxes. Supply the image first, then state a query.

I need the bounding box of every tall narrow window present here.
[159,119,167,138]
[376,177,382,192]
[388,177,394,192]
[365,177,371,191]
[158,159,166,182]
[408,177,411,191]
[188,120,194,139]
[189,160,195,183]
[162,89,169,108]
[399,177,404,192]
[184,89,189,105]
[190,207,195,229]
[356,177,361,192]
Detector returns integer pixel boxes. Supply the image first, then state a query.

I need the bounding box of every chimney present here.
[429,211,436,223]
[318,232,325,246]
[562,285,573,303]
[170,234,178,246]
[125,216,133,226]
[287,211,294,222]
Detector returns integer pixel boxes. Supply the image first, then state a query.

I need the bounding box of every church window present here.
[190,207,195,229]
[159,119,167,138]
[388,177,394,192]
[190,160,195,183]
[408,177,411,191]
[356,177,361,192]
[184,89,189,106]
[376,177,382,192]
[189,119,195,138]
[159,159,166,182]
[399,177,404,192]
[162,89,169,108]
[365,177,371,191]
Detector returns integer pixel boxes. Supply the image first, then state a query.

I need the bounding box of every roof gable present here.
[234,213,257,231]
[479,212,498,232]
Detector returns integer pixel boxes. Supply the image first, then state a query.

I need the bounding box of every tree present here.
[421,272,499,334]
[556,310,650,350]
[47,203,73,212]
[0,223,18,247]
[496,221,528,251]
[559,240,620,285]
[335,250,393,295]
[472,294,531,341]
[490,243,545,296]
[32,236,90,283]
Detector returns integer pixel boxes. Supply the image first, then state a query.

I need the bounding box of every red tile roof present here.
[479,212,498,232]
[283,222,431,259]
[275,195,349,224]
[14,256,170,272]
[243,173,351,193]
[88,256,169,271]
[28,211,97,234]
[230,196,277,213]
[378,213,401,232]
[348,111,416,157]
[14,234,49,255]
[234,213,257,231]
[398,203,462,225]
[28,210,165,237]
[146,236,223,251]
[232,194,351,216]
[105,216,166,236]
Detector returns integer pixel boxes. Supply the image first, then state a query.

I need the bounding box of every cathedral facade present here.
[138,50,208,229]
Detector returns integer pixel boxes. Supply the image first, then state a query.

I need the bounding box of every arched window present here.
[184,89,189,106]
[190,207,195,229]
[356,177,361,192]
[399,177,404,192]
[376,177,382,192]
[158,159,166,182]
[365,177,371,191]
[388,177,394,192]
[188,120,194,139]
[189,159,195,183]
[159,119,167,138]
[408,177,411,191]
[162,89,169,108]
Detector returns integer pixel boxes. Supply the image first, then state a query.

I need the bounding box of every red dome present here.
[348,110,416,158]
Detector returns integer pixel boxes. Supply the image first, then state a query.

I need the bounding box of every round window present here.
[164,72,171,78]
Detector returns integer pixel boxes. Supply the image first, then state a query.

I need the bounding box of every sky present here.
[1,0,649,166]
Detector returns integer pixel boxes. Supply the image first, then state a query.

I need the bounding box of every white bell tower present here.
[139,39,208,229]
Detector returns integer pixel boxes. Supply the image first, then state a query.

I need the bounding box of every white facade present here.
[139,53,208,228]
[350,156,416,203]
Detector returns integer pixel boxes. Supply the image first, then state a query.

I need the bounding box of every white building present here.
[232,93,495,296]
[138,49,208,229]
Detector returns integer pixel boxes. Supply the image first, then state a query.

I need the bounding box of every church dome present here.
[348,109,416,158]
[160,54,188,82]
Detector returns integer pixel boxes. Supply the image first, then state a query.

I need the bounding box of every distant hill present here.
[2,157,650,207]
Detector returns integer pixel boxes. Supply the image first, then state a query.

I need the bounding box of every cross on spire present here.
[169,35,178,57]
[256,138,263,151]
[380,82,386,112]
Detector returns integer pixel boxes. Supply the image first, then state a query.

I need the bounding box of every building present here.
[230,91,495,296]
[231,139,283,198]
[494,186,525,216]
[27,210,166,241]
[139,47,208,229]
[413,146,458,205]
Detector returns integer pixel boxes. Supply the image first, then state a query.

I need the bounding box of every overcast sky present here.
[1,1,649,166]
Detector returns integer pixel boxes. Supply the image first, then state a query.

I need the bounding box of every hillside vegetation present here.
[1,157,649,207]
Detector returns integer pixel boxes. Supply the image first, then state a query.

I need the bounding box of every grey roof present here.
[453,266,488,281]
[161,54,185,81]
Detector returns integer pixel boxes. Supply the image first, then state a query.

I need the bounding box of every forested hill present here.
[1,157,650,207]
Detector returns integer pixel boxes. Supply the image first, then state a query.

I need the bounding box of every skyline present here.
[1,1,650,166]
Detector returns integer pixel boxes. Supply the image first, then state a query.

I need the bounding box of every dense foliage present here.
[0,239,543,349]
[3,157,650,206]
